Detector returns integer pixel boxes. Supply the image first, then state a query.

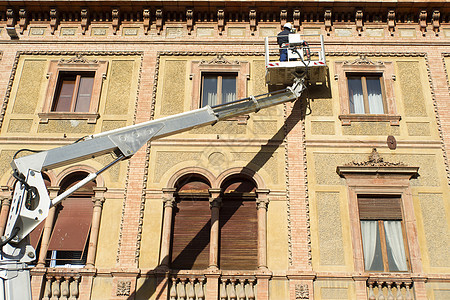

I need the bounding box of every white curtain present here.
[206,92,217,106]
[348,79,365,114]
[223,91,236,103]
[384,221,408,271]
[361,221,378,270]
[366,78,384,114]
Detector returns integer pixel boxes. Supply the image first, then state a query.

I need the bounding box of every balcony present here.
[168,270,259,300]
[367,276,414,300]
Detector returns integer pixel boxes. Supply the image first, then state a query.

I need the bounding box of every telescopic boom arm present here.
[0,75,305,300]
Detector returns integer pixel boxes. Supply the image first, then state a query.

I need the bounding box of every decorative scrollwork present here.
[217,9,224,35]
[295,284,309,299]
[116,280,131,296]
[345,148,406,167]
[81,8,89,34]
[324,9,332,35]
[50,8,59,35]
[199,54,240,66]
[58,54,99,65]
[343,55,384,66]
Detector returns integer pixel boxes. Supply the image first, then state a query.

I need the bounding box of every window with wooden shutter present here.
[171,176,211,270]
[358,195,409,272]
[219,177,257,270]
[39,57,108,124]
[52,72,95,113]
[46,172,95,267]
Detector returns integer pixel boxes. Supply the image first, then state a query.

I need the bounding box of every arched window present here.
[171,175,211,270]
[46,172,95,267]
[219,176,257,270]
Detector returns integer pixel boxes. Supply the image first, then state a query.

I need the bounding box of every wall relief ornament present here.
[295,284,309,299]
[345,148,406,167]
[199,54,240,66]
[342,55,384,66]
[116,280,131,296]
[58,54,99,65]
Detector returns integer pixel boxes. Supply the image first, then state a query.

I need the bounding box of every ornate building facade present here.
[0,1,449,299]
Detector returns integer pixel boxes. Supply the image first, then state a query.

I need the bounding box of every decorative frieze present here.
[388,10,395,36]
[293,9,301,31]
[419,10,427,36]
[81,8,89,34]
[0,7,445,39]
[156,9,163,35]
[280,9,287,28]
[116,280,131,296]
[355,10,363,36]
[295,284,309,299]
[249,9,256,35]
[19,8,27,34]
[324,10,332,35]
[217,9,224,35]
[112,8,120,34]
[186,9,194,35]
[143,8,150,34]
[432,10,440,36]
[50,8,59,34]
[6,7,15,28]
[344,148,407,168]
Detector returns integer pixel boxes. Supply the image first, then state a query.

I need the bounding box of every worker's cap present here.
[283,22,292,29]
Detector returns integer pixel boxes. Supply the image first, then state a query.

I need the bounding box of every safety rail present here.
[264,34,325,66]
[264,34,326,85]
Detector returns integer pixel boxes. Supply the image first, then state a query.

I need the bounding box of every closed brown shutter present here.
[74,75,94,112]
[48,196,93,251]
[219,199,257,270]
[358,196,402,220]
[29,221,44,249]
[171,198,210,270]
[53,75,76,112]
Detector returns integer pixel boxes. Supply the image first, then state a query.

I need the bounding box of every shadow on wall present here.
[130,90,310,300]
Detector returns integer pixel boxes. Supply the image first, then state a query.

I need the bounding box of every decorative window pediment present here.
[198,54,241,66]
[342,55,384,66]
[337,148,419,177]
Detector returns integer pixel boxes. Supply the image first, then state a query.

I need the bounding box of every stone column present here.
[256,189,270,270]
[208,188,222,271]
[159,188,176,268]
[36,186,60,267]
[0,186,12,235]
[86,187,107,268]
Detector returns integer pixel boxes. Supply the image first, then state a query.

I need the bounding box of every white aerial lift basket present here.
[265,34,327,85]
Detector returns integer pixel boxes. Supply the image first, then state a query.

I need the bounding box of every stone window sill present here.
[339,114,401,126]
[38,112,99,124]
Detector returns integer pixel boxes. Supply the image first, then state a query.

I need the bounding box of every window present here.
[168,174,258,271]
[219,177,257,270]
[335,56,400,125]
[46,173,95,268]
[348,74,385,114]
[52,72,95,112]
[40,56,108,124]
[201,73,237,107]
[358,196,409,272]
[190,55,249,112]
[171,176,211,270]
